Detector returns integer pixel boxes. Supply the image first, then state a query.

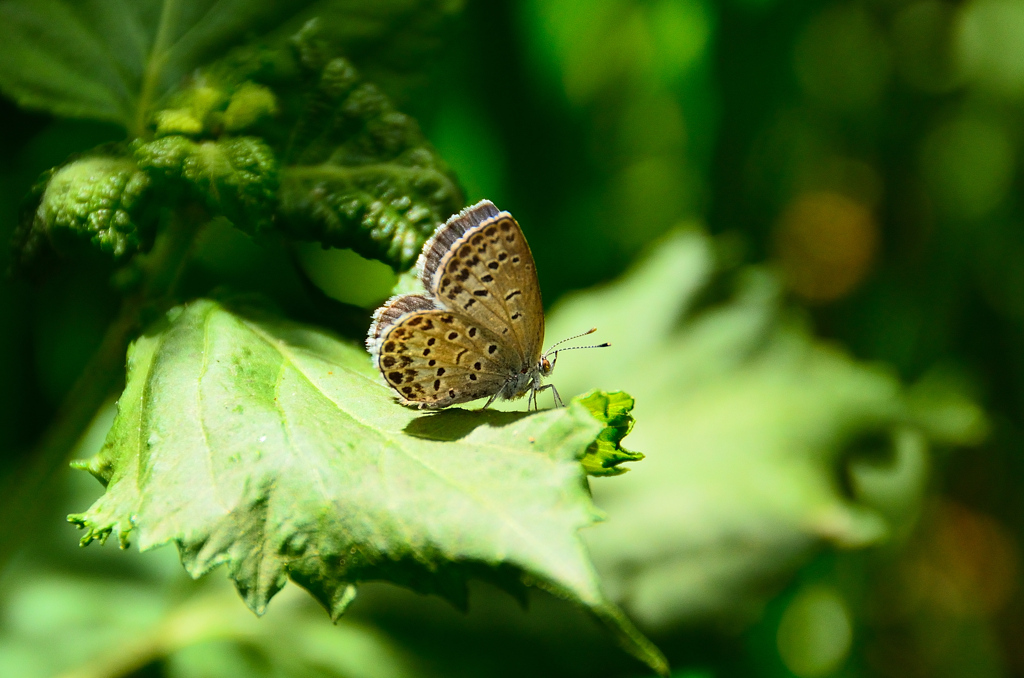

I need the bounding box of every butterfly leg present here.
[532,383,563,409]
[481,392,500,410]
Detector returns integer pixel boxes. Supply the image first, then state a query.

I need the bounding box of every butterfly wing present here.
[418,200,501,287]
[420,202,545,368]
[368,295,517,408]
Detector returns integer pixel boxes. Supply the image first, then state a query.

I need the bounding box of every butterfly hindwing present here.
[373,307,516,408]
[366,293,435,352]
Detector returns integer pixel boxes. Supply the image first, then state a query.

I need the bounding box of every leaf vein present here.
[238,319,577,569]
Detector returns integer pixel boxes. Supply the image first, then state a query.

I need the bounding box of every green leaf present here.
[542,227,986,629]
[13,151,156,264]
[153,80,278,138]
[577,390,644,476]
[12,134,277,265]
[68,297,667,675]
[133,135,278,233]
[275,27,464,271]
[0,0,463,133]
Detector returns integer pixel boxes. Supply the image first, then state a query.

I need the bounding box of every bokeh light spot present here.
[921,115,1014,220]
[956,0,1024,96]
[777,584,853,678]
[794,5,891,113]
[906,501,1020,617]
[774,191,878,303]
[611,156,696,247]
[648,0,713,84]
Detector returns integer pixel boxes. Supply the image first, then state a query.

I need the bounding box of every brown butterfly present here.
[366,200,606,410]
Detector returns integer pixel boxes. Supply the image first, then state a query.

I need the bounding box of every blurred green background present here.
[2,0,1024,676]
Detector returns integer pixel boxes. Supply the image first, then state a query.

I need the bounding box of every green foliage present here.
[16,133,279,265]
[15,153,155,262]
[0,551,439,678]
[3,0,1007,676]
[133,135,278,234]
[1,1,664,672]
[0,0,463,132]
[577,390,644,476]
[545,229,984,627]
[275,23,464,271]
[0,0,306,129]
[68,297,665,674]
[154,81,279,137]
[4,4,463,271]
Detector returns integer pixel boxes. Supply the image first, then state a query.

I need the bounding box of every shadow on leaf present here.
[404,408,533,441]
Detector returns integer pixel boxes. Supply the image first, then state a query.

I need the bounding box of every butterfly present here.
[366,200,606,410]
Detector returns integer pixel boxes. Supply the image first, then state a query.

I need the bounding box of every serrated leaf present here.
[542,228,986,629]
[133,135,278,233]
[577,390,644,476]
[275,30,463,270]
[0,0,463,130]
[68,298,667,675]
[13,152,156,264]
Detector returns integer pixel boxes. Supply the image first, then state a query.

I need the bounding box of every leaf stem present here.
[0,208,203,573]
[132,0,179,137]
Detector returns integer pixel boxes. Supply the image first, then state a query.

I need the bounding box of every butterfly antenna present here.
[549,342,611,358]
[546,327,599,353]
[544,328,611,359]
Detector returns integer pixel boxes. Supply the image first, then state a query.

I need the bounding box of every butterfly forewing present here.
[428,213,545,367]
[374,307,517,408]
[418,201,500,287]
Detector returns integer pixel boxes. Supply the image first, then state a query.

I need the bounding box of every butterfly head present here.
[539,354,555,377]
[541,327,609,378]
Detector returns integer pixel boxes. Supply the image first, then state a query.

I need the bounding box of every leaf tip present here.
[575,390,645,476]
[592,603,670,676]
[67,512,121,548]
[329,584,359,621]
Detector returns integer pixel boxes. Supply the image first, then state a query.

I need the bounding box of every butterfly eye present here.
[540,357,553,375]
